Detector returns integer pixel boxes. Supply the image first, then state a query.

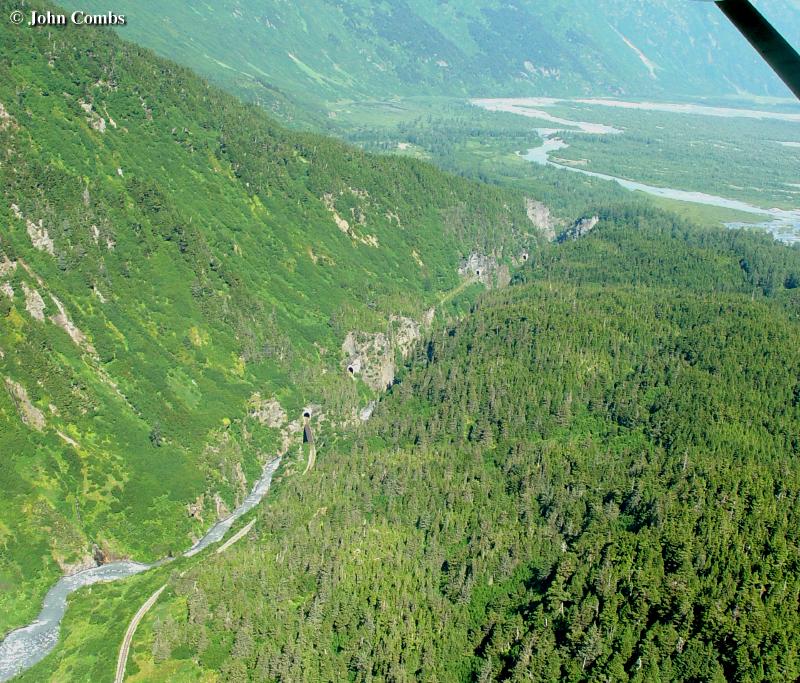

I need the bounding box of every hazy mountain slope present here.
[58,0,800,119]
[90,209,800,682]
[0,0,536,636]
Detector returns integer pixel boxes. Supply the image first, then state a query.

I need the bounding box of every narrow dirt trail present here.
[116,418,317,679]
[438,276,476,306]
[215,518,255,555]
[115,517,259,681]
[303,443,317,475]
[302,417,316,474]
[114,585,166,683]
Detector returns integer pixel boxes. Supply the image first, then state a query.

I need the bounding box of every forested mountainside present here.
[58,0,800,122]
[61,208,800,683]
[0,0,538,637]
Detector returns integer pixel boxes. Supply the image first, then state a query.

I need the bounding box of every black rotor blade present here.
[714,0,800,99]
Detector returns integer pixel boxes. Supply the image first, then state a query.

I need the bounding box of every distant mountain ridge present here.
[57,0,800,120]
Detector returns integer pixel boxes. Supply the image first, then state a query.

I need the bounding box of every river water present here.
[472,98,800,244]
[521,130,800,244]
[0,458,281,682]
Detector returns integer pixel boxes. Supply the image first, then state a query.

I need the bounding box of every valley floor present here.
[332,95,800,241]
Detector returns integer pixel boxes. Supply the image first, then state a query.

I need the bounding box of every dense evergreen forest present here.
[87,208,800,683]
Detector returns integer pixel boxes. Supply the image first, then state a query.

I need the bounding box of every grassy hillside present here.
[35,207,800,682]
[0,0,538,637]
[56,0,800,120]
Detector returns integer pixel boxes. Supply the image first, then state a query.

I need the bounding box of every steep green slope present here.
[93,209,800,682]
[57,0,800,119]
[0,0,537,636]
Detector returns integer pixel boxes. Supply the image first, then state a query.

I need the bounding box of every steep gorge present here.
[0,0,539,636]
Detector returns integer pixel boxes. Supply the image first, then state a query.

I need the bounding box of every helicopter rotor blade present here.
[713,0,800,99]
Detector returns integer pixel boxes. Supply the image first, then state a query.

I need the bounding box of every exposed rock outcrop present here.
[213,492,230,520]
[557,215,600,242]
[0,256,16,277]
[0,101,15,131]
[49,294,95,354]
[0,254,17,299]
[10,209,52,253]
[56,554,97,575]
[458,253,509,289]
[392,315,422,358]
[187,494,205,522]
[359,401,377,421]
[15,261,95,352]
[343,316,422,391]
[92,543,107,566]
[25,218,55,255]
[22,282,46,321]
[248,393,287,428]
[57,430,79,448]
[5,377,46,431]
[322,191,379,247]
[93,285,107,303]
[525,198,556,240]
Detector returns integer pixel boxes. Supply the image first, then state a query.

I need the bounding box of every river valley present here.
[473,98,800,244]
[0,458,281,682]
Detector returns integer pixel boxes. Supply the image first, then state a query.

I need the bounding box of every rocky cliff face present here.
[557,215,601,242]
[342,315,424,391]
[458,253,511,289]
[525,198,557,241]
